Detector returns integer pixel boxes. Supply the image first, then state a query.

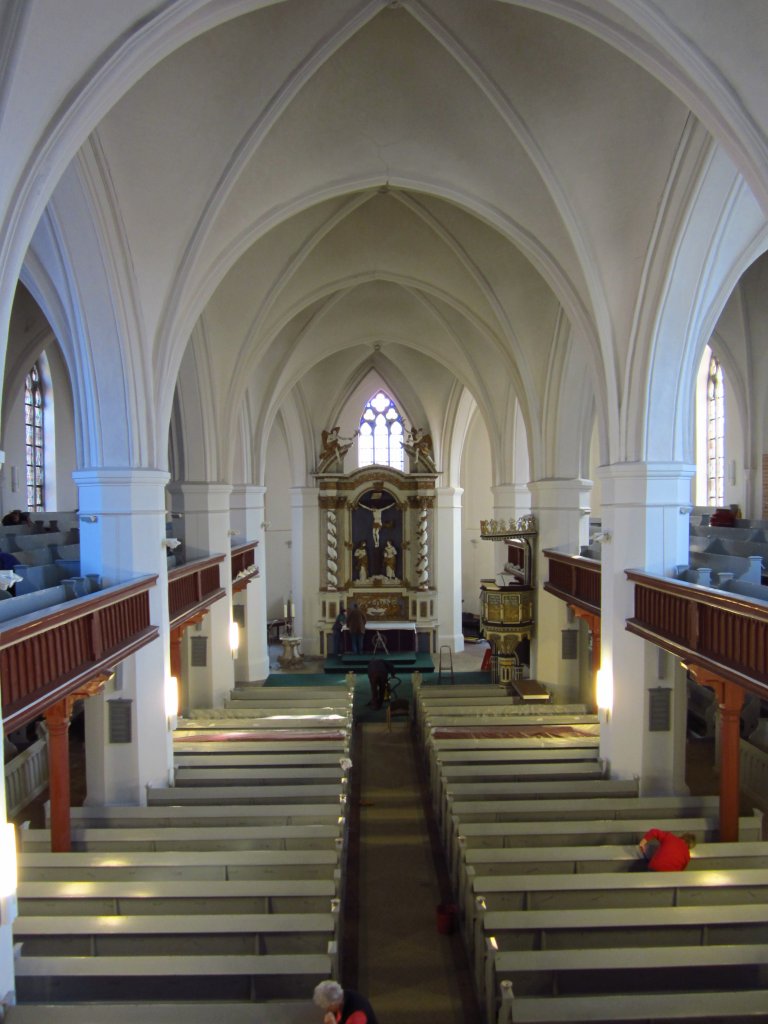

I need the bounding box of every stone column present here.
[528,478,593,698]
[435,487,464,652]
[230,485,269,682]
[168,483,234,709]
[291,487,320,656]
[73,468,173,805]
[597,462,695,792]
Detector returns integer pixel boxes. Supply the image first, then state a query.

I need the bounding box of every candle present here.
[283,601,287,618]
[290,600,295,618]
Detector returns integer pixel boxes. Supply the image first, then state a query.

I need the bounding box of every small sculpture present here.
[354,541,369,581]
[383,539,398,580]
[402,426,436,472]
[317,426,359,473]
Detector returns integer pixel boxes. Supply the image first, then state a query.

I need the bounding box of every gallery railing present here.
[0,575,158,733]
[167,554,226,629]
[625,568,768,701]
[543,549,601,615]
[231,541,259,593]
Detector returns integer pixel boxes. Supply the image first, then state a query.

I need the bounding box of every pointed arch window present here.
[706,353,725,506]
[358,391,404,470]
[25,362,44,511]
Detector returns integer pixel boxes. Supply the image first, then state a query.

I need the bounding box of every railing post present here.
[44,700,72,853]
[688,666,744,842]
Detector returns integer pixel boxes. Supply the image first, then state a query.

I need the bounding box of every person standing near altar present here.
[346,602,366,654]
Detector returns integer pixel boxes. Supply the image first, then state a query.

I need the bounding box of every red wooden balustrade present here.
[543,549,601,615]
[0,576,158,734]
[231,541,259,594]
[625,568,768,702]
[168,554,226,629]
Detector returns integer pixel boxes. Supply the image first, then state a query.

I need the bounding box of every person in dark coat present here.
[345,603,366,654]
[313,980,378,1024]
[366,658,390,709]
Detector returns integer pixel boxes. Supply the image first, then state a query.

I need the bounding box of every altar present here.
[365,619,417,654]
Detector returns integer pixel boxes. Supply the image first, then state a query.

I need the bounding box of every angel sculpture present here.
[402,426,436,472]
[317,426,358,472]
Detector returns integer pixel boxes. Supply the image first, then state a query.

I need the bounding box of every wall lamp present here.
[229,620,240,659]
[592,531,612,543]
[78,514,98,523]
[163,537,182,550]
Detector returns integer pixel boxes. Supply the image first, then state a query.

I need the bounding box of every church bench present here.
[60,803,347,828]
[459,839,768,918]
[14,910,339,958]
[450,813,763,892]
[4,1000,320,1023]
[182,710,353,727]
[146,782,348,806]
[173,751,350,768]
[485,943,768,1024]
[425,735,601,788]
[475,903,768,1003]
[173,739,350,756]
[21,822,344,853]
[497,986,768,1024]
[16,877,339,917]
[413,696,584,732]
[229,684,352,699]
[434,760,605,830]
[18,848,341,883]
[173,765,349,786]
[14,949,336,1003]
[421,716,602,749]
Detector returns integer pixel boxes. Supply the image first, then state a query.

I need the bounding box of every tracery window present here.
[706,353,725,507]
[25,362,44,511]
[357,391,404,470]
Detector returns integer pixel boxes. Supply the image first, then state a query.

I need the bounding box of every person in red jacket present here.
[638,829,696,871]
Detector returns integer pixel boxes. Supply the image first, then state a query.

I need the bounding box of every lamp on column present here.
[229,620,240,659]
[165,675,179,730]
[0,822,17,926]
[596,667,613,719]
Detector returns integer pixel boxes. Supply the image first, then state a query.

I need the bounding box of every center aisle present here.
[346,719,482,1023]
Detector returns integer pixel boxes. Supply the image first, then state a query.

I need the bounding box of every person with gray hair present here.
[313,980,378,1024]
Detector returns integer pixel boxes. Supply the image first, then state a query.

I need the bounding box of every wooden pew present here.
[419,710,596,746]
[450,812,764,896]
[14,948,337,1004]
[22,823,344,853]
[14,909,339,957]
[59,804,348,828]
[18,849,341,883]
[5,999,320,1023]
[146,783,348,806]
[476,903,768,1007]
[486,943,768,1024]
[17,877,339,916]
[172,766,349,787]
[496,985,768,1024]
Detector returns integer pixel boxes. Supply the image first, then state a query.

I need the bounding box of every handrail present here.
[543,549,601,616]
[231,541,259,593]
[168,553,225,628]
[0,575,158,733]
[625,568,768,700]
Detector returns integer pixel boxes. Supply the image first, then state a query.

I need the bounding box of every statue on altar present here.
[317,426,359,473]
[402,426,436,472]
[354,541,369,581]
[383,539,398,580]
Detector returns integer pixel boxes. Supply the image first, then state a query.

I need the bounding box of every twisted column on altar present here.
[416,504,430,590]
[326,508,338,590]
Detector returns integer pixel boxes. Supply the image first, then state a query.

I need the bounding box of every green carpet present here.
[324,652,435,674]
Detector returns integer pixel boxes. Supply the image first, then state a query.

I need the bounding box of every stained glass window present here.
[358,391,404,470]
[706,354,724,507]
[25,362,44,511]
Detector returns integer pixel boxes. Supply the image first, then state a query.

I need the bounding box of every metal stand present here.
[438,645,454,683]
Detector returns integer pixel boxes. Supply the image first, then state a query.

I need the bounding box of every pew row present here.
[486,943,768,1024]
[5,1001,320,1023]
[51,803,348,828]
[21,823,344,853]
[497,985,768,1024]
[18,848,342,882]
[14,949,336,1004]
[476,903,768,1010]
